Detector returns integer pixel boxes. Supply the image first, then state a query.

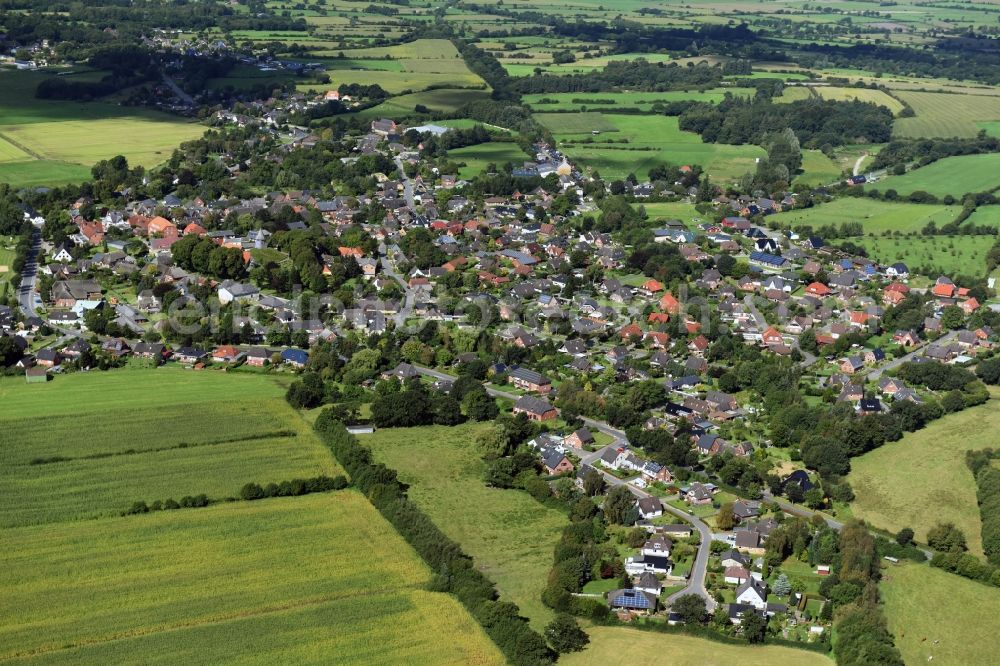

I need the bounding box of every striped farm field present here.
[0,493,504,665]
[814,86,904,114]
[893,90,1000,138]
[0,369,342,526]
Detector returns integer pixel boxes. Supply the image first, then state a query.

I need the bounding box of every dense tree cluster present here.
[678,97,893,148]
[170,234,247,280]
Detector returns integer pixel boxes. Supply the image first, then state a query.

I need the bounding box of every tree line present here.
[313,412,557,664]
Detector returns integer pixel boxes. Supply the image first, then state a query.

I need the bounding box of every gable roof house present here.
[512,395,558,421]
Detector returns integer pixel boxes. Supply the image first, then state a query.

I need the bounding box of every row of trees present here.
[313,413,557,664]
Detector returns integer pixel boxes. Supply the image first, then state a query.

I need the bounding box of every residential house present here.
[509,367,553,394]
[636,496,664,519]
[607,589,657,614]
[513,395,558,421]
[563,427,595,449]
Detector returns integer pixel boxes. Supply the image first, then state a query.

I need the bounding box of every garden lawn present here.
[449,142,530,179]
[0,493,503,665]
[634,201,703,227]
[847,392,1000,555]
[867,153,1000,198]
[539,114,764,182]
[363,423,568,629]
[881,561,1000,666]
[768,198,962,234]
[560,626,831,665]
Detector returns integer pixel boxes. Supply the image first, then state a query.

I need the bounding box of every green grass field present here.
[769,198,961,234]
[847,392,1000,555]
[868,153,1000,198]
[523,88,754,111]
[449,142,530,178]
[537,113,765,182]
[363,423,568,629]
[814,86,904,114]
[796,149,844,186]
[858,234,992,276]
[0,369,338,526]
[0,492,504,665]
[0,70,204,186]
[352,88,493,119]
[0,366,290,415]
[635,201,704,227]
[560,626,831,665]
[882,562,1000,666]
[893,90,1000,138]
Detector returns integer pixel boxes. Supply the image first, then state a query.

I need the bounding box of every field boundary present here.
[0,130,42,160]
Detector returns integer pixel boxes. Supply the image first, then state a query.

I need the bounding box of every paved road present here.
[864,329,958,381]
[394,156,415,210]
[18,228,84,342]
[379,256,415,326]
[412,363,716,610]
[17,228,41,318]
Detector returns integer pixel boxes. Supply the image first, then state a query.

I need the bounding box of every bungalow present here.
[749,251,787,270]
[607,588,657,614]
[218,281,260,305]
[281,348,309,367]
[634,572,662,597]
[245,347,271,367]
[383,362,421,381]
[686,482,714,505]
[212,345,243,364]
[725,566,751,585]
[805,282,831,297]
[174,346,208,364]
[720,549,749,569]
[509,367,553,394]
[513,395,558,421]
[660,524,693,539]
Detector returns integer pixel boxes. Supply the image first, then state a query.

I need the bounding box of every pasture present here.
[448,142,530,179]
[560,626,831,665]
[796,149,843,186]
[636,201,703,227]
[857,234,992,276]
[0,70,204,186]
[881,562,1000,666]
[768,199,961,234]
[537,113,764,182]
[847,392,1000,555]
[893,90,1000,138]
[354,89,493,118]
[867,153,1000,198]
[364,423,568,629]
[0,493,503,665]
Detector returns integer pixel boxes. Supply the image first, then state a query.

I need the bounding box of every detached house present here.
[509,367,553,394]
[513,395,558,421]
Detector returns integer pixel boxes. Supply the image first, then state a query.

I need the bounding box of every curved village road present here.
[412,364,716,610]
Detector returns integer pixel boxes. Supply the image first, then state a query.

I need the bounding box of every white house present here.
[735,578,768,610]
[636,496,664,519]
[218,281,260,305]
[641,535,672,558]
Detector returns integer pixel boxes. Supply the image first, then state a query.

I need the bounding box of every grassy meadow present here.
[0,70,204,186]
[449,141,530,178]
[857,233,993,276]
[523,88,755,111]
[867,153,1000,198]
[0,492,504,665]
[847,392,1000,555]
[537,113,765,182]
[561,626,832,665]
[881,562,1000,665]
[768,198,962,234]
[363,423,568,629]
[814,86,905,114]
